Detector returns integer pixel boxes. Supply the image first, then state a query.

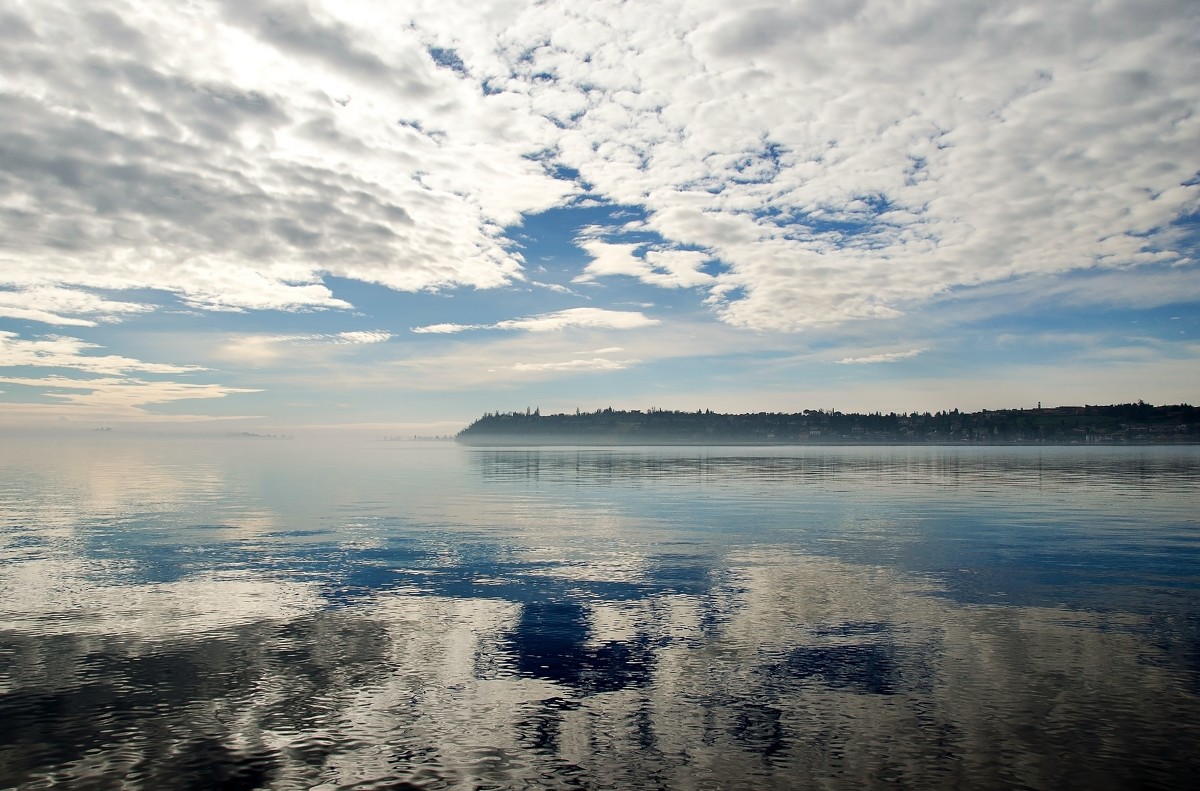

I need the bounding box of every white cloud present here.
[412,307,658,334]
[574,240,715,288]
[0,331,205,375]
[0,287,155,327]
[411,323,481,335]
[836,349,924,365]
[496,307,658,332]
[512,357,632,372]
[0,374,260,418]
[226,331,393,345]
[2,0,1197,336]
[407,0,1199,330]
[334,330,392,344]
[530,280,579,295]
[0,330,261,421]
[381,318,765,392]
[0,0,576,323]
[967,266,1200,313]
[213,330,394,366]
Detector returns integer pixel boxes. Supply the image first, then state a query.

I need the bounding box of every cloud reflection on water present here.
[0,440,1197,789]
[2,553,1194,789]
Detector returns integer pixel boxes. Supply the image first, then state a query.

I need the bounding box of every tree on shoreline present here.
[456,403,1199,445]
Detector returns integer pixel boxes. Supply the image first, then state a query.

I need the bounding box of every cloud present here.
[837,349,924,365]
[405,0,1199,330]
[410,323,478,335]
[512,357,633,372]
[0,330,259,422]
[412,307,659,334]
[0,0,576,323]
[574,240,715,288]
[959,266,1200,313]
[0,373,257,404]
[0,331,205,375]
[383,318,754,391]
[3,0,1197,336]
[214,330,394,366]
[530,280,580,295]
[0,287,154,327]
[0,374,261,422]
[333,331,392,344]
[496,307,659,332]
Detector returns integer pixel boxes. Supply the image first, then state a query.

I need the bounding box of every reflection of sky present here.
[470,446,1200,612]
[1,439,1199,788]
[3,440,1198,624]
[4,555,1195,789]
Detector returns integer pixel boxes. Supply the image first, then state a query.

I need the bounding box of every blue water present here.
[1,438,1198,789]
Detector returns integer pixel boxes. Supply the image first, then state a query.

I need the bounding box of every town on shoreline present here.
[456,402,1199,446]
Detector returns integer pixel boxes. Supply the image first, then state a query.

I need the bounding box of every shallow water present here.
[1,438,1198,789]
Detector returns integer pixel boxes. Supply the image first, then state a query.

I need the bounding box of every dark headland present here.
[456,402,1200,446]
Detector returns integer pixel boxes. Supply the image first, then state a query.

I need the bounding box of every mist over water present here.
[1,438,1198,789]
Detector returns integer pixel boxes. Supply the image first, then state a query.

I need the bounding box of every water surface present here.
[1,438,1197,789]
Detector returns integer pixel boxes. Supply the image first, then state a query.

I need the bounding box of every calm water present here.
[1,438,1198,790]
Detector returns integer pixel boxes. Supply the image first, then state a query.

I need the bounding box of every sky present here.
[1,0,1198,435]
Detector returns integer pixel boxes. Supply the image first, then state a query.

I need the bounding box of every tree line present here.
[457,402,1199,445]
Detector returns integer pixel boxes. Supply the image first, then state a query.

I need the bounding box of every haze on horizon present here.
[2,0,1198,436]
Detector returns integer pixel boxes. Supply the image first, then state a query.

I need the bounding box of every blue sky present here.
[1,0,1198,434]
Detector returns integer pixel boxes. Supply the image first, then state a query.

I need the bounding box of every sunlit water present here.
[1,437,1198,790]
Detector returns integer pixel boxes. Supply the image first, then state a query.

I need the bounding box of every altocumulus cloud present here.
[0,0,1196,335]
[0,0,572,323]
[405,0,1200,330]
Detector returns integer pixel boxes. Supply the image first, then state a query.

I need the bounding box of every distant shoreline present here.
[456,438,1200,448]
[456,402,1199,447]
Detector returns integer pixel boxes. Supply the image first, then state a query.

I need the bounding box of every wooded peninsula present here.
[456,402,1199,446]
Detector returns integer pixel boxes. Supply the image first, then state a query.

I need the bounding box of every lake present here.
[1,437,1198,790]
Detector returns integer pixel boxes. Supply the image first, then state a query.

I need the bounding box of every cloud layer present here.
[2,0,1198,426]
[2,0,1195,333]
[1,0,573,321]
